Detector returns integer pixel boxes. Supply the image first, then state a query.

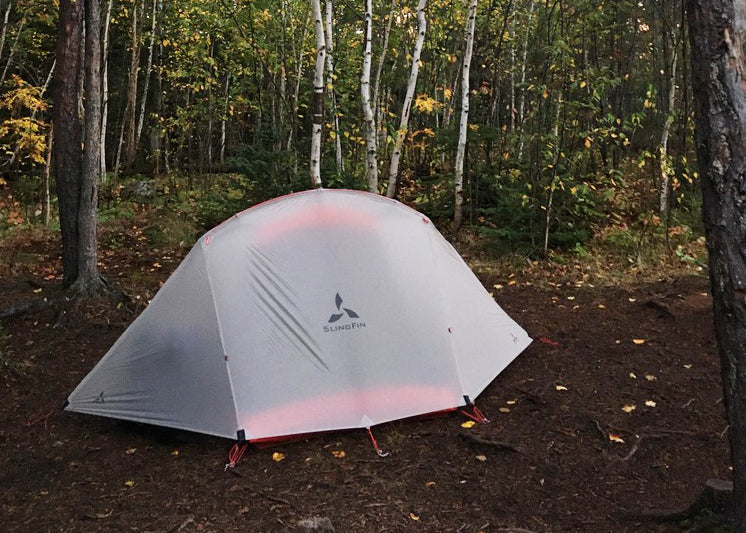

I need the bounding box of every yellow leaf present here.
[409,513,420,521]
[461,420,476,428]
[542,88,549,99]
[125,447,136,455]
[645,400,657,407]
[493,284,504,289]
[124,480,135,487]
[584,137,592,149]
[621,404,636,413]
[425,481,436,487]
[506,399,517,405]
[580,80,587,88]
[598,304,606,309]
[475,454,487,462]
[272,452,286,462]
[684,364,692,369]
[629,372,637,379]
[632,339,646,345]
[609,433,625,443]
[331,450,346,458]
[498,407,510,413]
[171,450,179,457]
[645,374,657,381]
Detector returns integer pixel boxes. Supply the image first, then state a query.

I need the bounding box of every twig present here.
[618,435,641,462]
[250,489,301,513]
[459,434,521,453]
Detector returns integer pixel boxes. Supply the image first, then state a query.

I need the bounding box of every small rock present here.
[296,516,335,532]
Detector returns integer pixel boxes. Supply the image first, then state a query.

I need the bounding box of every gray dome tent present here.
[66,189,531,441]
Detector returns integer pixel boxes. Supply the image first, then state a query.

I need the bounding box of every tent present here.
[66,189,531,441]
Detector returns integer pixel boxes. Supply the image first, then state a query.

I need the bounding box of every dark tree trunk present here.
[688,0,746,527]
[52,0,83,286]
[76,0,103,292]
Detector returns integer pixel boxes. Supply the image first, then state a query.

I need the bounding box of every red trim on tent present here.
[239,385,461,442]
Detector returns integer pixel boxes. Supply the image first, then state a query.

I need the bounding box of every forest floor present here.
[0,212,730,533]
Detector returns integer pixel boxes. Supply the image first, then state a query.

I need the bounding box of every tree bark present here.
[325,0,343,173]
[659,23,679,217]
[361,0,378,193]
[52,0,84,285]
[453,0,478,232]
[136,0,158,150]
[688,0,746,527]
[100,0,112,182]
[310,0,325,187]
[76,0,104,292]
[386,0,428,199]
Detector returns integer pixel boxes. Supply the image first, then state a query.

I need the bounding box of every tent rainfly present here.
[66,189,532,441]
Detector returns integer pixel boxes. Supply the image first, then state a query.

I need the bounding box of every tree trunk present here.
[52,0,84,285]
[42,121,52,226]
[115,0,144,176]
[0,1,13,64]
[361,0,378,193]
[688,0,746,527]
[325,0,343,173]
[136,0,158,150]
[659,25,679,217]
[76,0,104,292]
[0,14,23,86]
[310,0,325,187]
[100,0,112,182]
[387,0,428,199]
[453,0,478,232]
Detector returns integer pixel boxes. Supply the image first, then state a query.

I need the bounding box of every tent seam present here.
[425,225,468,406]
[200,239,243,438]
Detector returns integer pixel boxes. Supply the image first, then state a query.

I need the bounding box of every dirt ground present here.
[0,223,730,532]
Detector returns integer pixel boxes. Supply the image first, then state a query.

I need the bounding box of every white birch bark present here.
[517,0,535,160]
[325,0,343,172]
[453,0,478,232]
[100,0,112,181]
[373,0,395,117]
[387,0,428,198]
[659,30,679,216]
[220,73,230,166]
[0,1,12,64]
[361,0,378,192]
[310,0,326,187]
[0,14,24,86]
[136,0,158,147]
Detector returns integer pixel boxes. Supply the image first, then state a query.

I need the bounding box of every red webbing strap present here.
[225,442,248,470]
[366,427,389,457]
[460,403,489,423]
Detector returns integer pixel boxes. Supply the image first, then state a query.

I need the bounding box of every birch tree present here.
[453,0,478,232]
[310,0,325,187]
[386,0,427,198]
[361,0,378,192]
[325,0,343,173]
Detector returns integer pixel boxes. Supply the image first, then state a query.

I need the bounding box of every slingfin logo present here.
[324,293,365,332]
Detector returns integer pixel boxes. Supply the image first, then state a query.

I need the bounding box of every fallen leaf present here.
[499,407,510,413]
[645,400,657,407]
[684,364,692,369]
[598,304,606,309]
[555,385,568,391]
[409,513,420,521]
[475,454,487,462]
[461,421,476,428]
[425,481,436,487]
[566,296,575,300]
[506,399,517,405]
[609,433,625,443]
[629,298,637,302]
[629,372,637,379]
[645,374,657,381]
[272,452,286,462]
[621,404,636,413]
[171,450,179,457]
[331,450,346,458]
[124,480,135,487]
[632,339,646,345]
[125,448,136,455]
[493,284,504,290]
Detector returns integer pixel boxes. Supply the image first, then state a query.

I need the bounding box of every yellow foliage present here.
[414,94,439,114]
